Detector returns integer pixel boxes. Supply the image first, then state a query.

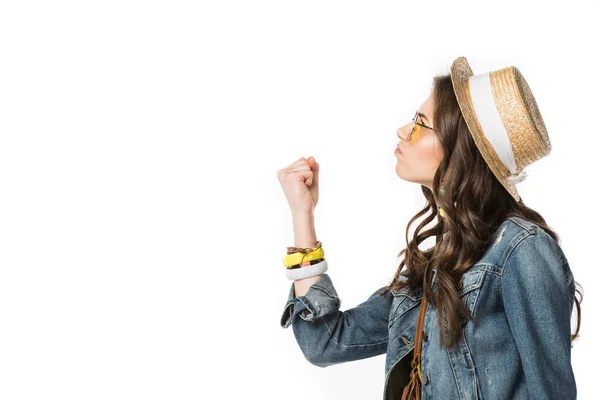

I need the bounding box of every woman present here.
[277,56,583,400]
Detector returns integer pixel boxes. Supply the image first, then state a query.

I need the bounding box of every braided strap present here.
[286,240,322,255]
[402,291,428,400]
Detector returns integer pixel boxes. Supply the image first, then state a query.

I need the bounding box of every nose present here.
[397,126,410,142]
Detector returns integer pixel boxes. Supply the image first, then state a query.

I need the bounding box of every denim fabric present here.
[280,216,577,400]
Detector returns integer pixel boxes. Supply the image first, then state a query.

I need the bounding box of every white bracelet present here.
[286,259,328,280]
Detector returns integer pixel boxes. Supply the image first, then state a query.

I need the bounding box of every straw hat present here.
[449,56,551,202]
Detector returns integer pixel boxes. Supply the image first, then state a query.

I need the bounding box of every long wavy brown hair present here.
[378,73,583,350]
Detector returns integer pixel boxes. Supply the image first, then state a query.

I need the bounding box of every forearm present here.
[283,275,392,367]
[291,212,322,297]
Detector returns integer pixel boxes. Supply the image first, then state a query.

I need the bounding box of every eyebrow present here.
[417,112,430,123]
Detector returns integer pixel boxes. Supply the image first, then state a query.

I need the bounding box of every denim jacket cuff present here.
[280,273,341,329]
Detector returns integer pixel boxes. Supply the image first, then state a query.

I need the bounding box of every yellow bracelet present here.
[282,247,325,268]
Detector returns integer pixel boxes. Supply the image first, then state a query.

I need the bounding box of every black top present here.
[386,348,414,399]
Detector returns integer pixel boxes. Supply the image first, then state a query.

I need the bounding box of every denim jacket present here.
[280,216,577,399]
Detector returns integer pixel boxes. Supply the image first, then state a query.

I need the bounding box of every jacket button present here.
[420,373,429,385]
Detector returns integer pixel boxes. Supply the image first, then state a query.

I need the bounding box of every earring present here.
[439,179,446,217]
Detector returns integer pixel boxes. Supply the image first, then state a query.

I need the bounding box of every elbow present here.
[303,352,333,368]
[298,338,332,367]
[295,332,335,368]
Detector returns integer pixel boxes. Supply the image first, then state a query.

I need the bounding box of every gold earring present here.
[439,180,446,217]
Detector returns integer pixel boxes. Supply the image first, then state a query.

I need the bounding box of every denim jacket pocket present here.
[458,267,486,311]
[388,284,424,330]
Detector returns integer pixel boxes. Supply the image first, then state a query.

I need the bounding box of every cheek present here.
[412,136,441,168]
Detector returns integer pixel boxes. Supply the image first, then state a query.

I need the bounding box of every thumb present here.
[308,156,319,185]
[308,156,319,171]
[294,169,314,187]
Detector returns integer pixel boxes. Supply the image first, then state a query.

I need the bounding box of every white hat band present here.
[468,73,528,184]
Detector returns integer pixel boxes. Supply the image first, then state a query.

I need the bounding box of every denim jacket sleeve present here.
[280,274,393,367]
[502,232,577,400]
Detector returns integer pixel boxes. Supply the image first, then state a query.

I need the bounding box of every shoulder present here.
[481,217,558,260]
[477,216,566,267]
[501,221,572,289]
[475,217,530,267]
[503,217,567,266]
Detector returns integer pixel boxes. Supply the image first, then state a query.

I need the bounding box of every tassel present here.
[506,169,528,185]
[402,358,423,400]
[402,292,429,399]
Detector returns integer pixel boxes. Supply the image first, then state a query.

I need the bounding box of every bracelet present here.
[286,259,328,280]
[287,257,324,269]
[282,246,325,268]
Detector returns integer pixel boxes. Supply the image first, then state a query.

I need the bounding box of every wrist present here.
[292,213,317,248]
[292,210,314,222]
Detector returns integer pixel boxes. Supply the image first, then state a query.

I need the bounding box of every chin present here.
[395,167,409,181]
[396,169,421,186]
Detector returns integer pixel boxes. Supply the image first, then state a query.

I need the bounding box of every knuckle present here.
[283,172,294,181]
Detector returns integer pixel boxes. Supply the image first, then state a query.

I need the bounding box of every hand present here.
[277,156,320,215]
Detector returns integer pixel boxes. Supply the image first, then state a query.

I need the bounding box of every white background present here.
[0,1,597,399]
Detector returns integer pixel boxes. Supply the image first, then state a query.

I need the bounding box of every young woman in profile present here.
[277,56,583,400]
